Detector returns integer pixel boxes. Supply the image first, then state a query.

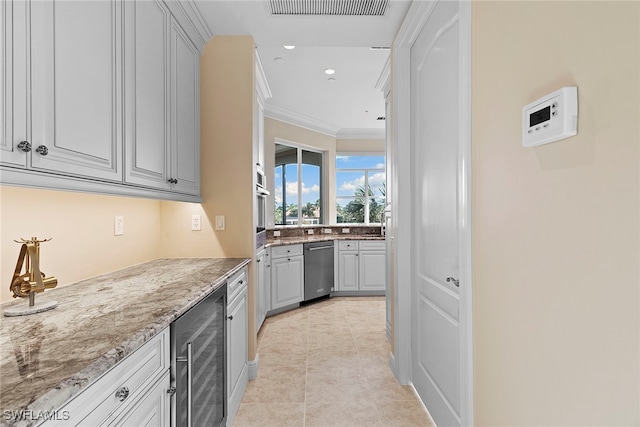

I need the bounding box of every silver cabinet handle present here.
[35,145,49,156]
[308,246,333,251]
[187,342,192,427]
[446,277,460,287]
[167,386,176,396]
[176,343,193,426]
[17,141,32,152]
[115,386,129,402]
[167,178,178,184]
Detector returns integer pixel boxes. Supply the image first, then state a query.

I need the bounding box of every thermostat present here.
[522,86,578,147]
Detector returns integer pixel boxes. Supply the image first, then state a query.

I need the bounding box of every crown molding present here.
[375,56,391,93]
[255,50,273,103]
[264,104,341,137]
[336,128,385,139]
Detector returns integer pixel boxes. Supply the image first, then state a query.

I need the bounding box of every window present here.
[336,154,386,224]
[274,142,323,225]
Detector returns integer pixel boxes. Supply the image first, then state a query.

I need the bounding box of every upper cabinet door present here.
[170,18,200,195]
[1,1,24,167]
[28,0,122,181]
[124,0,171,190]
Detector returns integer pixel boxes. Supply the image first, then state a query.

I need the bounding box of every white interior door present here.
[410,1,466,426]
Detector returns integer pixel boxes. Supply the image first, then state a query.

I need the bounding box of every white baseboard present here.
[248,354,259,380]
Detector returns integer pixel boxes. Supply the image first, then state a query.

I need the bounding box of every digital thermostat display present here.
[522,87,578,147]
[529,106,550,127]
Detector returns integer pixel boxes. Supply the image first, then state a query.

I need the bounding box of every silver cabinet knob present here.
[446,277,460,287]
[115,386,129,402]
[17,141,32,152]
[228,315,234,320]
[167,386,176,396]
[35,145,49,156]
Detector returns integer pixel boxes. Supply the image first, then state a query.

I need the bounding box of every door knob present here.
[446,277,459,287]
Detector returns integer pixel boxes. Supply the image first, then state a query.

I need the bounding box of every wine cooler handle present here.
[187,342,193,427]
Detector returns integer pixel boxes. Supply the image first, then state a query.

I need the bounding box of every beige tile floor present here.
[233,297,434,427]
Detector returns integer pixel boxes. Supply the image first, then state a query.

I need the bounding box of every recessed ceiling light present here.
[274,57,285,63]
[283,45,296,50]
[324,68,336,75]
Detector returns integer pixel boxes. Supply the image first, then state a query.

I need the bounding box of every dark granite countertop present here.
[266,234,385,247]
[0,258,250,426]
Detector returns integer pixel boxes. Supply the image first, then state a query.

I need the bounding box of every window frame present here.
[274,139,325,226]
[335,152,386,225]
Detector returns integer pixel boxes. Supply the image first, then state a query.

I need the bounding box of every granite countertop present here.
[266,234,385,247]
[0,258,250,425]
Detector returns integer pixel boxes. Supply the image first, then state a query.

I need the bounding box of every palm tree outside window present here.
[336,154,386,224]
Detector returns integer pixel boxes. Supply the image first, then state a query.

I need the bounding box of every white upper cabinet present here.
[170,17,200,195]
[124,0,170,189]
[8,0,122,180]
[2,0,206,202]
[124,2,200,195]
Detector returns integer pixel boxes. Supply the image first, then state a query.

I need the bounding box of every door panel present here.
[30,0,121,180]
[124,0,170,188]
[411,1,462,426]
[171,19,199,194]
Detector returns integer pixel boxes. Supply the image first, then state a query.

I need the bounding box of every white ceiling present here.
[194,0,412,137]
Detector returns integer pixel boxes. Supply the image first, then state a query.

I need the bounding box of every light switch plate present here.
[307,229,314,235]
[342,228,350,234]
[273,230,281,237]
[215,215,225,231]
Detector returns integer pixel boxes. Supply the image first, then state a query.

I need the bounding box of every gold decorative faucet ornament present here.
[4,237,58,317]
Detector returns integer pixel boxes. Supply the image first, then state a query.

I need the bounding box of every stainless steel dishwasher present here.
[303,241,334,301]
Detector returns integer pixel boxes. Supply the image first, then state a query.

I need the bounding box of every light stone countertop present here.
[0,257,250,426]
[267,235,384,247]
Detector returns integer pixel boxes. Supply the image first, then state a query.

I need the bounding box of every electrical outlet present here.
[323,228,332,234]
[307,229,314,235]
[273,230,281,237]
[192,214,202,231]
[114,216,124,236]
[342,228,350,234]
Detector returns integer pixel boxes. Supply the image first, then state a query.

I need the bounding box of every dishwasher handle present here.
[307,245,334,251]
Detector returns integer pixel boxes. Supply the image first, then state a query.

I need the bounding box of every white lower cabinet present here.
[270,245,304,310]
[227,268,248,427]
[336,240,386,292]
[256,249,269,333]
[43,328,170,427]
[109,372,170,427]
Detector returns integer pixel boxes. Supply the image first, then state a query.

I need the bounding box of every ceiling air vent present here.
[268,0,390,16]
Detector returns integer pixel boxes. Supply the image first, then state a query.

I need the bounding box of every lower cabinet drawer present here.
[270,244,303,259]
[358,240,385,251]
[227,267,247,302]
[46,328,169,426]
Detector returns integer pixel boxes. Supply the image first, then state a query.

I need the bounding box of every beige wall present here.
[336,138,384,153]
[264,117,337,224]
[472,1,639,425]
[0,186,161,303]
